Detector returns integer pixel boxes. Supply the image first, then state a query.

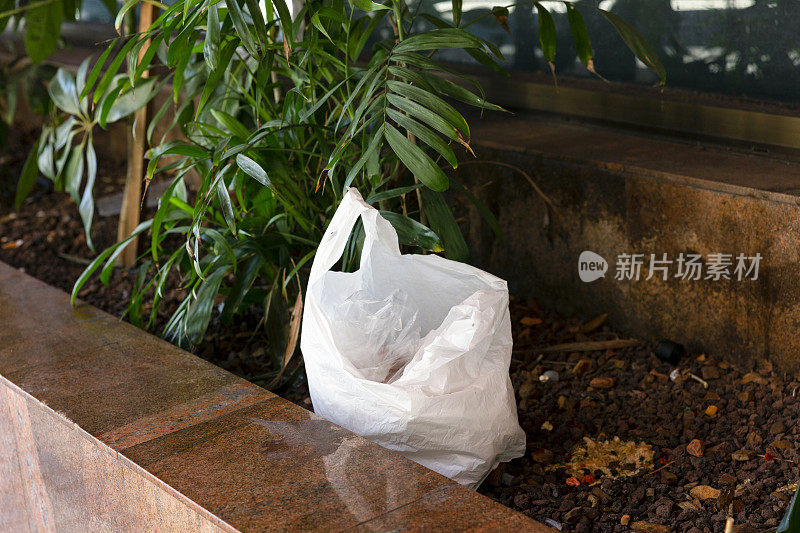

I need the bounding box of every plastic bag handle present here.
[309,188,400,284]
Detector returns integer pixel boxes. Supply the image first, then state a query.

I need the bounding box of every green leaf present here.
[105,78,160,123]
[599,8,666,84]
[25,0,63,64]
[344,127,384,189]
[388,80,469,137]
[227,0,258,56]
[387,93,458,141]
[80,41,118,100]
[272,0,295,48]
[379,211,442,251]
[185,268,226,344]
[245,0,270,47]
[15,139,40,210]
[64,143,85,204]
[412,68,502,111]
[236,154,272,188]
[421,188,469,262]
[204,3,220,70]
[80,141,97,251]
[197,40,236,115]
[211,109,250,140]
[394,28,489,55]
[71,219,153,305]
[386,108,456,169]
[535,3,556,74]
[48,69,81,116]
[366,183,422,204]
[349,0,389,12]
[93,37,139,104]
[216,176,236,234]
[115,0,141,32]
[384,123,449,192]
[565,3,593,69]
[221,255,263,323]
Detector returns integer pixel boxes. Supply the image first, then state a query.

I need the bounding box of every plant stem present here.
[0,0,59,20]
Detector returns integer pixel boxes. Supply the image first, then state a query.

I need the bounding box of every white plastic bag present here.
[301,188,526,488]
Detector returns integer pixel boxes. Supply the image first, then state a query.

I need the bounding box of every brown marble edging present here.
[0,261,550,532]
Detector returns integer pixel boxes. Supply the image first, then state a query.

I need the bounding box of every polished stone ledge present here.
[0,261,548,531]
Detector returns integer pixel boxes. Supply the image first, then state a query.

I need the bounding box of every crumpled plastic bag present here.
[301,187,526,488]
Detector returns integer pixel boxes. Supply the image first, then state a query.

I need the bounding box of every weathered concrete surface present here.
[462,112,800,374]
[0,261,548,532]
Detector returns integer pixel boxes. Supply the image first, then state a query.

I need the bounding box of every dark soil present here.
[2,127,796,532]
[479,298,799,532]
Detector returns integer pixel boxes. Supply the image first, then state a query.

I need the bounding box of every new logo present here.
[579,251,608,283]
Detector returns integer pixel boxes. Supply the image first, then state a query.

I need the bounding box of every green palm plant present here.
[17,0,664,387]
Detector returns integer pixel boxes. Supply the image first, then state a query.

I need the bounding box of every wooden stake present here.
[116,2,156,267]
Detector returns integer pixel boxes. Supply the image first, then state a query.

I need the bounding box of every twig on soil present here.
[537,338,640,353]
[757,454,795,464]
[643,459,676,478]
[688,373,709,389]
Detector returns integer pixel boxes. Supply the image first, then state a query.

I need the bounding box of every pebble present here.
[530,448,555,464]
[741,372,767,385]
[732,449,756,461]
[746,430,763,447]
[660,470,678,485]
[630,521,671,533]
[589,376,614,389]
[771,439,792,451]
[690,485,721,500]
[705,405,718,417]
[686,439,704,457]
[770,421,787,436]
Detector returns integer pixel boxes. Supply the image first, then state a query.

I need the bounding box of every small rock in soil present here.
[732,449,756,461]
[686,438,704,457]
[630,521,671,533]
[589,376,614,389]
[741,372,767,385]
[738,390,754,402]
[690,485,720,500]
[769,421,787,436]
[746,430,763,447]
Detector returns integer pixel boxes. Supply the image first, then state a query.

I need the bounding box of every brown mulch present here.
[479,297,799,532]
